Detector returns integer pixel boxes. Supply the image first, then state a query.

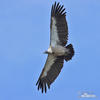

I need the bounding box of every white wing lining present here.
[41,55,56,78]
[50,17,59,47]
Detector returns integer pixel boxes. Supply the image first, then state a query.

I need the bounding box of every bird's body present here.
[47,45,69,56]
[36,2,74,93]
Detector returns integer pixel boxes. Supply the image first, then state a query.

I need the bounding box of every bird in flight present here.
[36,2,74,93]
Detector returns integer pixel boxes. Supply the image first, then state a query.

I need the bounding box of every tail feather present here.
[64,44,74,62]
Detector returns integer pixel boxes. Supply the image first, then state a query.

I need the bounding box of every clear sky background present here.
[0,0,100,100]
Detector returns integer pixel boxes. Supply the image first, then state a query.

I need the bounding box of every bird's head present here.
[44,46,53,54]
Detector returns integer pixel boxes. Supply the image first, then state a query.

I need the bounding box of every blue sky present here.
[0,0,100,100]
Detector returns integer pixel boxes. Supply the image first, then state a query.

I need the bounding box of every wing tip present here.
[51,2,66,17]
[36,77,50,93]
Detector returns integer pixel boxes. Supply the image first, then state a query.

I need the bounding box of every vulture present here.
[36,2,74,93]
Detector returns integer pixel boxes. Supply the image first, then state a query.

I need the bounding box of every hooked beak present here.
[43,51,48,54]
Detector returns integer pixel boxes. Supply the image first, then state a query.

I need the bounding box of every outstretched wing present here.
[36,54,64,93]
[50,2,68,47]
